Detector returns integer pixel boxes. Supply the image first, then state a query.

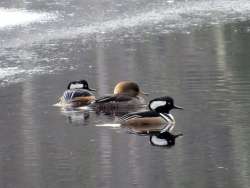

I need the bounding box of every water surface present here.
[1,0,250,188]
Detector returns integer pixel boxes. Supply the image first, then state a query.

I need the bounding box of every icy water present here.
[1,0,250,187]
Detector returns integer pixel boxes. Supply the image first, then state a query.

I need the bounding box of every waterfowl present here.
[120,96,183,134]
[92,81,148,112]
[149,131,183,147]
[58,80,96,108]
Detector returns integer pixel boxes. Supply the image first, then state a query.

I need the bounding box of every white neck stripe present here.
[159,113,171,123]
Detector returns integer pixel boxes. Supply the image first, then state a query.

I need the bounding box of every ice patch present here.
[0,67,45,86]
[0,67,42,79]
[44,0,250,40]
[0,8,56,29]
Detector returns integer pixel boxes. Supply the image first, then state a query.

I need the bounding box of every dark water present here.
[1,0,250,188]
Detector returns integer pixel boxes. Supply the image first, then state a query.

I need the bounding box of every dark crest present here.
[149,96,183,113]
[67,80,96,91]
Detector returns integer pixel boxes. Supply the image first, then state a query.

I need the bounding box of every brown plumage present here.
[92,81,148,113]
[113,81,141,97]
[121,117,166,133]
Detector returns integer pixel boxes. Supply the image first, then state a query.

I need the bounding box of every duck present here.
[91,81,148,113]
[57,80,96,108]
[120,96,183,134]
[149,131,183,147]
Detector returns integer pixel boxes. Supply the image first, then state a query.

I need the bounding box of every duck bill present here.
[173,105,183,110]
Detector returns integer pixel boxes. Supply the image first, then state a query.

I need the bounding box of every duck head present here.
[67,80,96,91]
[149,96,183,114]
[113,81,148,97]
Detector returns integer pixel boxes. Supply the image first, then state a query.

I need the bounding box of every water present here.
[1,0,250,187]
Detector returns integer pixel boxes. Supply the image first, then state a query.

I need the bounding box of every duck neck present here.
[159,113,175,123]
[159,113,175,133]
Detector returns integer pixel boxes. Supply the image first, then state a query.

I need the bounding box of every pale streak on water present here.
[1,0,250,188]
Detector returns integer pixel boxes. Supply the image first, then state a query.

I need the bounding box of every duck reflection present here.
[125,124,183,147]
[60,107,90,125]
[149,130,183,147]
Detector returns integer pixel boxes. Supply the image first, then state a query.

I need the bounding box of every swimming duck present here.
[91,81,148,113]
[149,131,183,147]
[58,80,96,108]
[120,96,183,134]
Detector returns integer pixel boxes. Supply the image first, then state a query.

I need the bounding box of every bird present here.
[119,96,183,134]
[149,131,183,147]
[91,81,148,113]
[57,80,96,108]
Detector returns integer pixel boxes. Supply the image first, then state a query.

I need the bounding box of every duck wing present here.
[63,89,92,101]
[94,94,133,103]
[120,110,159,121]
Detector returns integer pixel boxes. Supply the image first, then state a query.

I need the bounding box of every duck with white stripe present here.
[57,80,96,108]
[120,96,183,134]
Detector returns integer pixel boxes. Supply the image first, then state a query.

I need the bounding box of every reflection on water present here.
[97,129,113,188]
[1,0,250,188]
[60,108,90,125]
[1,22,250,187]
